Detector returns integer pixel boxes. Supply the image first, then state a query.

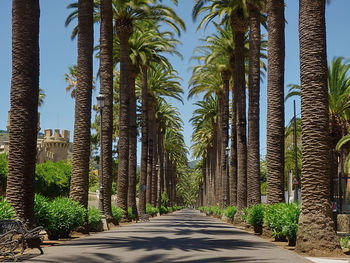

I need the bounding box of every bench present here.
[0,229,19,261]
[0,220,44,261]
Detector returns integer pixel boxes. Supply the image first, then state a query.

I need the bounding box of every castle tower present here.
[41,129,70,163]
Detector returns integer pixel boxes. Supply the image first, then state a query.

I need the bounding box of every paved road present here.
[21,209,312,263]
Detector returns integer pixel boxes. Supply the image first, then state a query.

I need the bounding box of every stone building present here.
[0,129,70,164]
[37,129,70,163]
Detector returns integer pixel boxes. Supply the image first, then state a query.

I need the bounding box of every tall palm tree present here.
[190,96,218,206]
[296,0,341,254]
[113,0,185,219]
[99,0,114,221]
[156,99,183,205]
[266,0,285,204]
[193,0,250,221]
[69,0,94,223]
[125,20,182,215]
[286,57,350,186]
[145,64,183,205]
[7,0,40,228]
[247,0,265,207]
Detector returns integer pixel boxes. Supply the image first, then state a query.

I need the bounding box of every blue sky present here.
[1,0,350,161]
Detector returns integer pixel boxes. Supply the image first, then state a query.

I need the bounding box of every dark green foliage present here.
[88,206,102,232]
[210,206,224,217]
[224,206,237,221]
[264,203,300,243]
[34,196,86,240]
[240,207,249,222]
[34,194,49,227]
[146,203,158,217]
[247,204,265,234]
[0,197,15,220]
[172,206,183,211]
[281,203,300,246]
[111,206,124,223]
[172,205,184,211]
[0,154,8,194]
[161,191,169,207]
[159,205,169,215]
[127,207,136,221]
[35,161,72,198]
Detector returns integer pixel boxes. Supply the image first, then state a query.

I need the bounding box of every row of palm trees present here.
[64,0,190,221]
[6,0,188,229]
[190,0,342,255]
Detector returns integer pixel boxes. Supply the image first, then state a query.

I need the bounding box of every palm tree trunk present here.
[266,0,285,204]
[139,65,148,216]
[151,106,158,206]
[7,0,40,228]
[99,0,113,221]
[127,68,138,218]
[115,21,132,219]
[221,71,230,207]
[146,100,155,205]
[157,130,164,207]
[296,0,342,255]
[215,95,222,207]
[233,30,248,222]
[247,6,261,207]
[230,71,238,206]
[70,0,94,220]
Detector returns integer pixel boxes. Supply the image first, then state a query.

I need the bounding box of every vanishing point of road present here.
[23,209,312,263]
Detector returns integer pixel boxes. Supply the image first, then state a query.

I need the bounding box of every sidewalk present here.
[21,209,317,263]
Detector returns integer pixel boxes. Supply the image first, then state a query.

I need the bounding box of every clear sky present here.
[1,0,350,161]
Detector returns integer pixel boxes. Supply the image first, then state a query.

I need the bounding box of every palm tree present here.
[99,0,114,221]
[193,0,250,221]
[7,0,40,228]
[113,0,185,219]
[145,64,183,205]
[118,20,182,215]
[64,65,96,98]
[296,0,341,254]
[69,0,94,224]
[156,99,183,205]
[247,0,265,207]
[190,96,218,206]
[286,57,350,184]
[38,89,46,107]
[266,0,285,204]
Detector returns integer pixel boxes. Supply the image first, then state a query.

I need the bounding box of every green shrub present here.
[34,194,49,227]
[264,203,300,243]
[0,197,15,220]
[281,203,300,246]
[340,236,350,250]
[111,206,124,224]
[88,206,102,232]
[224,206,237,221]
[247,204,265,234]
[0,154,8,194]
[240,207,249,222]
[211,206,224,217]
[35,161,71,198]
[44,197,86,240]
[128,207,136,221]
[264,203,286,241]
[161,192,169,207]
[159,205,168,215]
[146,203,158,217]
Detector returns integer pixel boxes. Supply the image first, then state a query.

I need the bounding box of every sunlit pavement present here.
[21,209,319,262]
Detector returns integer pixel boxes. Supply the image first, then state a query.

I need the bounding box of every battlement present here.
[44,129,70,142]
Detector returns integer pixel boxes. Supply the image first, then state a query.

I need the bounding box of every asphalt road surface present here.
[21,208,312,263]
